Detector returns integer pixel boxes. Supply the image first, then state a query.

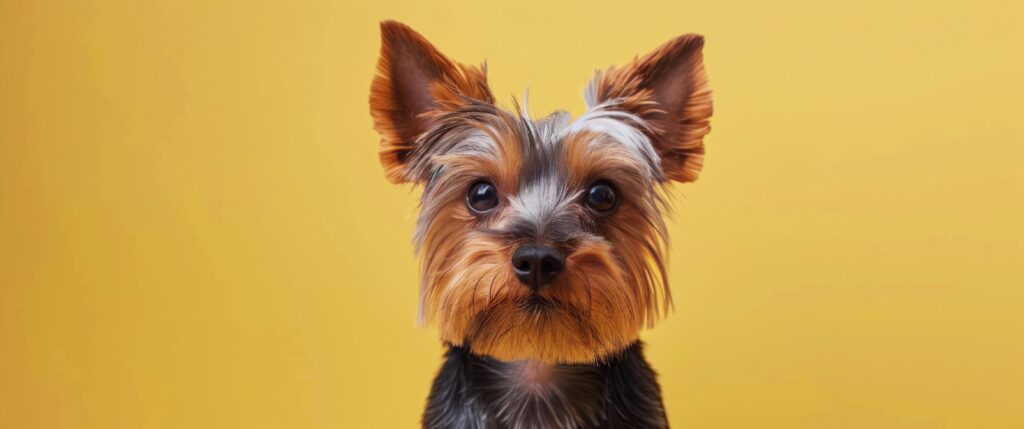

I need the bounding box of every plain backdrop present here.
[1,0,1022,427]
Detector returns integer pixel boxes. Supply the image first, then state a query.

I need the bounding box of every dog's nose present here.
[511,245,564,290]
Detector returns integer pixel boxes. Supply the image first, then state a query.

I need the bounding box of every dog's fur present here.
[369,20,711,429]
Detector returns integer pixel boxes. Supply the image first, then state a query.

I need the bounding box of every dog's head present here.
[370,21,711,364]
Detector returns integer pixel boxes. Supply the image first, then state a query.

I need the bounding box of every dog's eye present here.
[467,181,499,213]
[586,181,617,212]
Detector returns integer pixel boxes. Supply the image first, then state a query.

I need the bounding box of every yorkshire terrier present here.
[369,20,711,429]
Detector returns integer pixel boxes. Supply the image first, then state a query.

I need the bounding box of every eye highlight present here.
[585,181,617,212]
[467,181,499,213]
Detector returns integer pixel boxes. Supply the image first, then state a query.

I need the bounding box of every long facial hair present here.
[412,101,671,364]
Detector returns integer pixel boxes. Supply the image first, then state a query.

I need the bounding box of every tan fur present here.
[414,129,670,364]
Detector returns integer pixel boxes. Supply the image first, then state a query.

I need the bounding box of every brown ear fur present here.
[589,34,712,183]
[370,21,494,183]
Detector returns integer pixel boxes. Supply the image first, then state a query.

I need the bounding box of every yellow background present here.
[2,0,1022,427]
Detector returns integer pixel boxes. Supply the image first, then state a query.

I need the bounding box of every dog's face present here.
[370,21,711,364]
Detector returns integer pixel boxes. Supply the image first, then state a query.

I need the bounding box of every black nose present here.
[511,245,564,290]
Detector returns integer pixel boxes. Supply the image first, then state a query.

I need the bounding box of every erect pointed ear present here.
[370,21,494,183]
[587,34,712,183]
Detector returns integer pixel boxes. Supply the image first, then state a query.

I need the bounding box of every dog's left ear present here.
[587,34,712,183]
[370,20,494,183]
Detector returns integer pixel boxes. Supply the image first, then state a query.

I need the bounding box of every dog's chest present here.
[422,343,669,429]
[469,359,608,429]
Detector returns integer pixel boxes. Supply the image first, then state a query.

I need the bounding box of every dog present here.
[369,20,711,429]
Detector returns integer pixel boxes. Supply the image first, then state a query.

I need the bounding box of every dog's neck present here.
[423,341,668,429]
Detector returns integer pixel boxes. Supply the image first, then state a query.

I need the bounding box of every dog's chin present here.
[449,297,641,365]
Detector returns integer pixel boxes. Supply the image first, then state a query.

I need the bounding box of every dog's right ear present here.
[370,21,494,183]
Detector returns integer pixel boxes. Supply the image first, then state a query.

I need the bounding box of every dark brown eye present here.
[467,181,498,213]
[586,181,617,212]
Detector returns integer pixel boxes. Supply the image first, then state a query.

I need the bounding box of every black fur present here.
[422,341,668,429]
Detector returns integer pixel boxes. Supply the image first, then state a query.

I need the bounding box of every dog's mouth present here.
[522,294,555,313]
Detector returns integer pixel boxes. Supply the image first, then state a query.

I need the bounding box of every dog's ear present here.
[587,34,712,183]
[370,21,494,183]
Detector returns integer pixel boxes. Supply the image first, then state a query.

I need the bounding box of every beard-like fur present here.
[426,233,647,363]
